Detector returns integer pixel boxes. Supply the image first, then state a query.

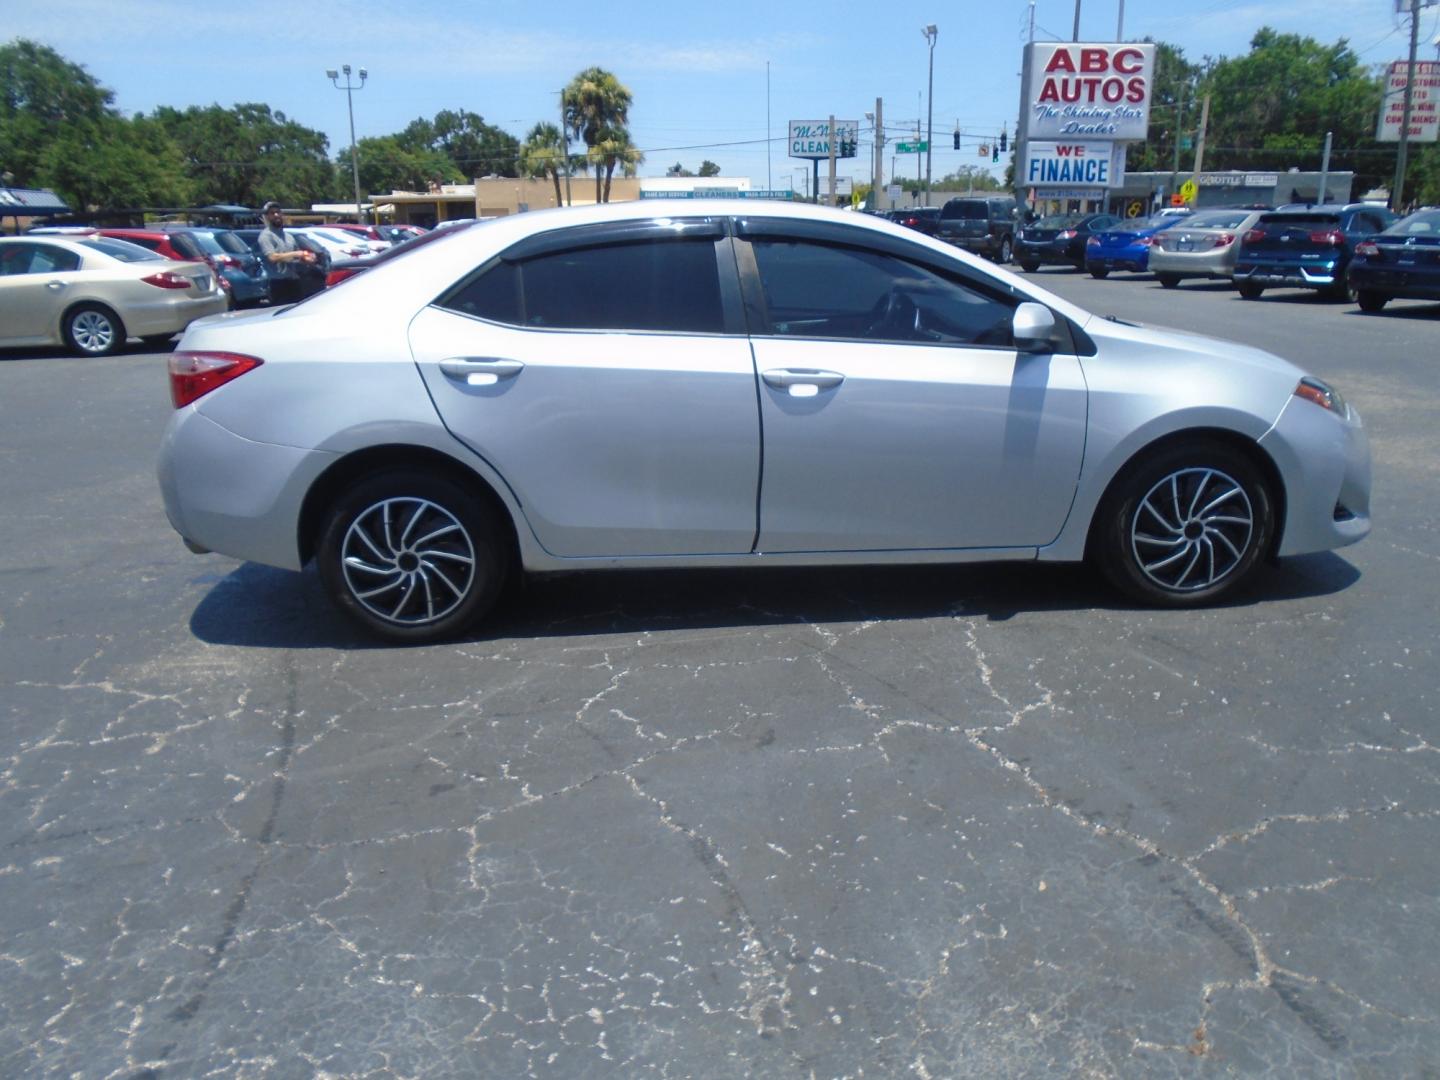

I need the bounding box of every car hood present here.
[1084,314,1303,378]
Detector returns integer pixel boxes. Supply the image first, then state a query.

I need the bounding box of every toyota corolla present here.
[157,201,1371,642]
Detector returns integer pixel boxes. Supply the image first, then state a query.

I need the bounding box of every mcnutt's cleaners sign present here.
[1023,42,1156,140]
[1024,141,1127,188]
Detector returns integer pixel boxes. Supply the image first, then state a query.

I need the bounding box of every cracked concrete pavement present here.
[1,280,1437,1077]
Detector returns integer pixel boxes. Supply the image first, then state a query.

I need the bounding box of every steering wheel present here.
[867,288,920,339]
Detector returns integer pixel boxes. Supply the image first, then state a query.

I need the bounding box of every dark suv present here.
[935,196,1018,262]
[1233,204,1396,300]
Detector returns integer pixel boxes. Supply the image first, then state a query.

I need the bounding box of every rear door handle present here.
[439,357,525,384]
[46,280,67,290]
[762,368,845,394]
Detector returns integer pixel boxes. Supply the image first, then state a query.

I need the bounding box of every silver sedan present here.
[1148,207,1267,288]
[157,201,1371,642]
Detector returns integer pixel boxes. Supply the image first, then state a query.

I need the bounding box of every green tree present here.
[348,135,459,197]
[397,109,519,179]
[937,166,1003,192]
[40,114,193,211]
[149,103,334,207]
[562,67,634,203]
[698,160,721,177]
[0,39,115,186]
[666,162,694,177]
[1124,41,1204,175]
[518,122,572,206]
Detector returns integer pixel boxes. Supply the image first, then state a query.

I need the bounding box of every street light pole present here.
[923,26,938,208]
[326,65,370,225]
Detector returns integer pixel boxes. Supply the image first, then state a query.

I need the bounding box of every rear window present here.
[1383,210,1440,236]
[183,231,228,256]
[1258,212,1340,227]
[78,237,165,262]
[1034,214,1082,229]
[942,201,990,220]
[1184,210,1252,229]
[211,231,251,255]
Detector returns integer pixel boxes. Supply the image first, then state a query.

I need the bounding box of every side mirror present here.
[1012,302,1060,354]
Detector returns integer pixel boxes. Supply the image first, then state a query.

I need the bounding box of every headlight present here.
[1294,376,1347,417]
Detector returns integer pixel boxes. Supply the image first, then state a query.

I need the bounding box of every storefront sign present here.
[788,121,860,159]
[1024,141,1127,188]
[1376,61,1439,142]
[1023,42,1156,140]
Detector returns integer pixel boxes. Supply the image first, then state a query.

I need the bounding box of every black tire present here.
[1236,282,1264,300]
[1094,441,1274,607]
[1018,260,1040,273]
[1157,273,1182,289]
[1089,267,1110,279]
[316,470,509,643]
[63,303,125,357]
[142,333,176,349]
[1356,290,1389,313]
[998,237,1013,264]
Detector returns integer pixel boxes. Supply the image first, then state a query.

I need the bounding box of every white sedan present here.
[158,201,1371,642]
[0,235,227,356]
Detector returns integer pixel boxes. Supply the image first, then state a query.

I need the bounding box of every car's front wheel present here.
[1095,442,1274,606]
[317,471,508,642]
[1236,282,1264,300]
[998,237,1013,264]
[1089,267,1109,279]
[64,303,125,357]
[1157,273,1181,289]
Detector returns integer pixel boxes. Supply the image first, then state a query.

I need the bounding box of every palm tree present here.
[562,67,634,203]
[519,122,568,206]
[589,127,644,203]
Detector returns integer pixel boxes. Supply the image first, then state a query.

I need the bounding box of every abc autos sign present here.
[1024,42,1156,141]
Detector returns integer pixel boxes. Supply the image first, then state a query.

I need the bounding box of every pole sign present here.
[1023,141,1126,188]
[1022,42,1156,140]
[789,120,859,160]
[1376,61,1440,143]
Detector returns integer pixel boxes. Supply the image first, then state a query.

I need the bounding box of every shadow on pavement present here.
[188,551,1362,651]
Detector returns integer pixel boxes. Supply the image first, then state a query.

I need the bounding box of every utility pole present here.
[827,115,838,207]
[873,99,885,209]
[1318,131,1333,206]
[1393,0,1422,212]
[1116,0,1124,40]
[1170,83,1187,200]
[1072,0,1081,41]
[766,61,772,193]
[558,90,572,206]
[326,65,370,225]
[923,26,938,208]
[1191,93,1211,188]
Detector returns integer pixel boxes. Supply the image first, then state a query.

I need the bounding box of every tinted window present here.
[1184,210,1251,229]
[751,239,1015,347]
[78,238,165,263]
[443,239,724,334]
[942,201,990,220]
[1035,214,1082,229]
[116,234,162,251]
[1384,210,1440,235]
[6,243,83,274]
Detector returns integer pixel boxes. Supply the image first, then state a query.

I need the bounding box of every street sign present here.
[789,120,860,159]
[1376,61,1440,143]
[1125,199,1144,218]
[886,184,903,199]
[895,141,928,154]
[1179,179,1197,203]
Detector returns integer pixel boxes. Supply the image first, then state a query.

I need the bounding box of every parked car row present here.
[889,195,1433,316]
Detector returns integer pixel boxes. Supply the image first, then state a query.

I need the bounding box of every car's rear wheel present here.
[1018,260,1040,273]
[63,303,125,357]
[1095,442,1274,607]
[317,471,508,642]
[1355,290,1389,313]
[142,333,176,349]
[1157,273,1181,289]
[998,237,1013,264]
[1089,267,1109,279]
[1236,282,1264,300]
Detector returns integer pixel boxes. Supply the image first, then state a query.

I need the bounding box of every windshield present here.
[941,201,991,220]
[1383,210,1440,236]
[77,237,164,263]
[1184,210,1253,229]
[212,231,251,255]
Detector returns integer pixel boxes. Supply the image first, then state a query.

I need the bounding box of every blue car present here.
[1346,208,1440,312]
[1232,204,1395,300]
[1084,212,1188,278]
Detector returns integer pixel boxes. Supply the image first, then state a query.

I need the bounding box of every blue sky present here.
[7,0,1436,191]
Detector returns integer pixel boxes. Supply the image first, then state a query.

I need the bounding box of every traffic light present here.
[999,129,1007,154]
[992,140,1000,163]
[953,127,960,150]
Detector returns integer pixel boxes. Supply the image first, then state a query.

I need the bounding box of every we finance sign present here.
[1024,141,1126,189]
[1023,42,1155,140]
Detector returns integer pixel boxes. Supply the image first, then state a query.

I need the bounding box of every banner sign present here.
[1376,61,1439,143]
[789,120,860,160]
[1023,42,1156,140]
[1024,141,1126,188]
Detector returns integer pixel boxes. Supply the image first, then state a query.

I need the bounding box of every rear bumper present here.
[1015,240,1081,265]
[124,293,230,336]
[1234,259,1342,290]
[942,234,1006,257]
[1086,250,1150,272]
[1346,264,1440,299]
[1148,248,1235,278]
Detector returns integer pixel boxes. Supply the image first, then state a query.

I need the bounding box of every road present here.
[1,275,1437,1078]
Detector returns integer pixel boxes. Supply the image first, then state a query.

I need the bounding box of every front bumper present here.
[1258,395,1371,557]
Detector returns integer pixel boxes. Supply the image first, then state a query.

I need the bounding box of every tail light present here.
[1355,241,1380,258]
[169,351,263,408]
[326,267,364,287]
[1057,229,1078,240]
[1213,232,1235,248]
[141,271,195,290]
[1087,235,1101,245]
[1244,228,1266,244]
[1309,229,1344,246]
[215,254,241,268]
[1137,236,1154,247]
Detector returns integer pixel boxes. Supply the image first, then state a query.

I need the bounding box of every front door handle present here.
[439,357,525,384]
[46,280,67,290]
[761,368,845,395]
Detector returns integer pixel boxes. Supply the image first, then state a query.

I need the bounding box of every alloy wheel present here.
[71,310,117,354]
[1130,467,1254,593]
[340,497,477,625]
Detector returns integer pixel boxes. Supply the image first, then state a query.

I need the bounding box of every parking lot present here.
[2,272,1437,1077]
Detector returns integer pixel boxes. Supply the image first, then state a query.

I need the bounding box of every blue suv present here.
[1233,204,1395,300]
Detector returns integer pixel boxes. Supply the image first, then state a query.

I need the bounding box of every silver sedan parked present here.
[157,201,1371,642]
[1148,207,1267,289]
